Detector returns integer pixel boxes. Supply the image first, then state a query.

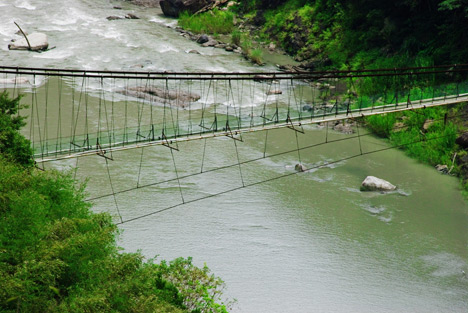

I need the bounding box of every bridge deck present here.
[34,92,468,163]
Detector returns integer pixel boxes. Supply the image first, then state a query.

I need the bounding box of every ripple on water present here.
[33,49,74,60]
[422,252,468,279]
[15,0,36,10]
[360,204,393,223]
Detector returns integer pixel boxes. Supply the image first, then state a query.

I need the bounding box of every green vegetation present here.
[366,107,459,165]
[235,0,468,69]
[178,9,234,35]
[0,92,232,312]
[178,8,264,65]
[231,29,241,46]
[0,92,33,167]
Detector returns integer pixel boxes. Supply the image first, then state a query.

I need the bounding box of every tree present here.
[0,92,33,166]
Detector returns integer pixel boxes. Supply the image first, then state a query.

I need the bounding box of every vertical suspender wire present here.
[105,156,123,223]
[73,153,79,180]
[263,130,269,158]
[295,127,302,165]
[187,75,193,136]
[72,75,85,147]
[212,78,218,131]
[249,77,255,128]
[289,77,301,120]
[69,75,76,153]
[149,77,155,140]
[136,77,148,141]
[225,78,230,130]
[325,119,329,143]
[286,78,292,119]
[55,76,63,157]
[43,75,49,157]
[199,76,213,131]
[310,80,316,120]
[102,77,113,158]
[174,77,181,138]
[162,78,168,137]
[356,118,363,155]
[228,79,241,131]
[237,78,244,130]
[297,78,305,119]
[111,78,116,146]
[29,75,35,157]
[165,78,179,147]
[34,75,44,161]
[124,76,129,145]
[97,77,103,147]
[84,76,90,149]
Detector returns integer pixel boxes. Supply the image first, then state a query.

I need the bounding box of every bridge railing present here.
[1,65,468,161]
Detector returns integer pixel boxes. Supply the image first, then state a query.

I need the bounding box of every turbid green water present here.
[2,1,467,312]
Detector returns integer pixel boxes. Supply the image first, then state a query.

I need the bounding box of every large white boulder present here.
[9,32,49,51]
[360,176,396,192]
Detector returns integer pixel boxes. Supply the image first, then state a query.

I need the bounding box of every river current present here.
[1,1,467,312]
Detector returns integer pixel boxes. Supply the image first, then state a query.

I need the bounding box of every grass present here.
[178,9,234,35]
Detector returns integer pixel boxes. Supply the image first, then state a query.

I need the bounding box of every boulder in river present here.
[295,163,307,172]
[160,0,215,17]
[8,32,48,51]
[196,34,210,44]
[121,86,200,108]
[201,39,218,47]
[435,164,449,174]
[360,176,396,192]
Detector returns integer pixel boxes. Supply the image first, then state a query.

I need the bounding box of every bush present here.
[248,49,263,65]
[231,29,241,46]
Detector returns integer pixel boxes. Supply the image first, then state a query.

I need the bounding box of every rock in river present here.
[8,32,49,51]
[120,86,200,108]
[360,176,396,192]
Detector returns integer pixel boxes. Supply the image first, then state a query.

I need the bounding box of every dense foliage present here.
[179,9,234,34]
[0,92,232,312]
[0,92,33,166]
[235,0,468,68]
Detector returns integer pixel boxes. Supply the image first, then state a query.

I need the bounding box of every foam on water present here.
[14,0,36,10]
[33,49,74,59]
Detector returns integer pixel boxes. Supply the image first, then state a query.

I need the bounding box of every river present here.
[1,1,467,312]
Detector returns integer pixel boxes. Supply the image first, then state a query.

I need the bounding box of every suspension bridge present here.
[2,64,468,163]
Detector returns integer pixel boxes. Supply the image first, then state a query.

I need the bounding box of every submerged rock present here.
[8,32,48,51]
[121,86,200,108]
[266,90,282,95]
[295,163,307,172]
[107,15,123,20]
[360,176,396,192]
[196,34,209,44]
[435,164,449,174]
[333,121,354,134]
